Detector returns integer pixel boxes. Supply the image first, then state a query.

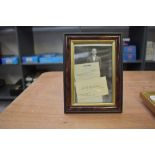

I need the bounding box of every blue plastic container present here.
[123,53,136,62]
[123,45,136,62]
[123,45,136,54]
[22,56,39,64]
[39,54,63,63]
[1,56,19,64]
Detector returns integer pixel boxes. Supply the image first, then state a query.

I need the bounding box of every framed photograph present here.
[64,34,122,113]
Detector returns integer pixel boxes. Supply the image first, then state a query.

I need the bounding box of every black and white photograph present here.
[74,44,113,103]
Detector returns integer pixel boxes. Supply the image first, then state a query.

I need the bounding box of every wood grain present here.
[0,71,155,128]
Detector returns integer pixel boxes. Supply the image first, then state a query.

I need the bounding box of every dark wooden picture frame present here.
[64,34,123,113]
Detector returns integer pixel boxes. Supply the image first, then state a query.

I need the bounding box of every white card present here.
[150,95,155,101]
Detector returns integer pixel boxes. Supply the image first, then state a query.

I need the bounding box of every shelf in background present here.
[33,26,81,32]
[0,85,17,100]
[0,64,21,66]
[0,26,16,31]
[145,60,155,63]
[22,63,63,66]
[80,26,129,32]
[0,100,11,112]
[123,60,142,64]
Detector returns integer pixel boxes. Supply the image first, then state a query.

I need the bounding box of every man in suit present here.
[87,48,102,75]
[87,48,101,64]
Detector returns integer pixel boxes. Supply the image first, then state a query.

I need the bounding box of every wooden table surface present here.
[0,71,155,129]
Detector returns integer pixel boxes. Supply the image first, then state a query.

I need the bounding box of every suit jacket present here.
[87,55,101,63]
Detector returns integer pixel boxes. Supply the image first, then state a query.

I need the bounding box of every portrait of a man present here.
[87,48,101,63]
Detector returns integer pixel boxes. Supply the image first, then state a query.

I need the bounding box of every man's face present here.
[91,48,97,56]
